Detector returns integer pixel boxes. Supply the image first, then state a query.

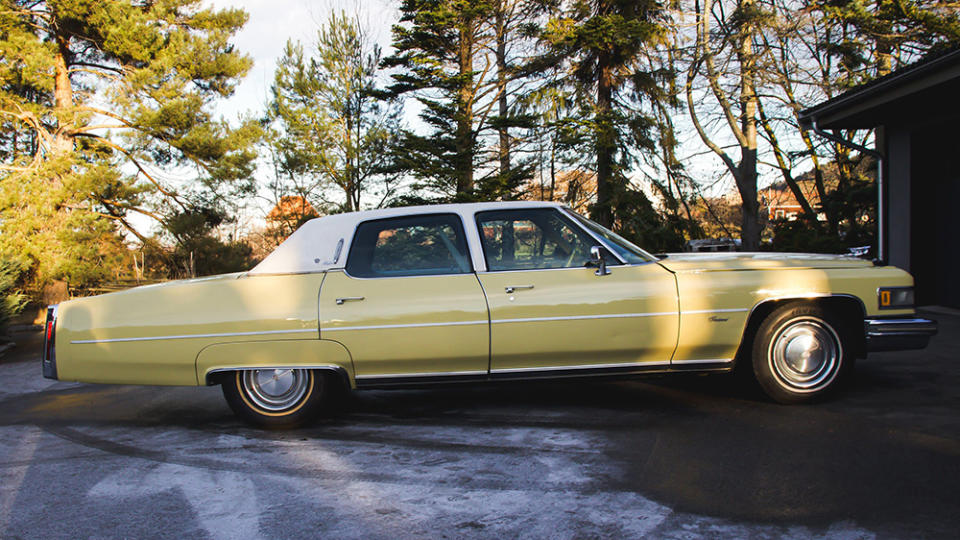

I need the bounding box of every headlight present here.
[878,287,914,310]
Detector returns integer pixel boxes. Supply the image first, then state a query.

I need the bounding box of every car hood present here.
[656,252,874,273]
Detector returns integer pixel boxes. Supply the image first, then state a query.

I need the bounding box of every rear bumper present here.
[865,316,938,352]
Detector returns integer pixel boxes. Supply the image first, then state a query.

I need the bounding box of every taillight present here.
[42,305,58,380]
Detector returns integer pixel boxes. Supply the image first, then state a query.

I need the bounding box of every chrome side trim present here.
[356,370,487,380]
[325,309,700,333]
[72,328,317,345]
[324,320,488,332]
[491,361,671,374]
[683,308,750,315]
[341,268,475,280]
[491,312,675,324]
[476,264,627,275]
[357,359,739,387]
[241,270,328,277]
[671,358,734,364]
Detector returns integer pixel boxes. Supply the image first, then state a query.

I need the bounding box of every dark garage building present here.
[800,49,960,309]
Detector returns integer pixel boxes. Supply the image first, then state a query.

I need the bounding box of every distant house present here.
[760,180,823,222]
[760,159,876,223]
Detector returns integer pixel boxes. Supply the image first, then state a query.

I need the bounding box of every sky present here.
[207,0,399,122]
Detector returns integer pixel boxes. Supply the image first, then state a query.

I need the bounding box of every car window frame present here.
[344,212,474,279]
[473,207,626,273]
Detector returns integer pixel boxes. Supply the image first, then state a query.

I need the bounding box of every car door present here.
[474,208,679,376]
[319,213,489,385]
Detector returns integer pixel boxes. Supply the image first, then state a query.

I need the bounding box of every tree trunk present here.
[52,33,74,156]
[758,102,818,223]
[594,51,615,228]
[344,110,355,212]
[549,137,557,202]
[455,19,475,196]
[736,0,760,250]
[496,3,511,195]
[736,153,760,251]
[798,130,838,234]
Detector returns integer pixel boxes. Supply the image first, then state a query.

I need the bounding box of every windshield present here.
[565,210,656,264]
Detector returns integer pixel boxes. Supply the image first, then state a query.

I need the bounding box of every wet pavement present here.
[0,309,957,539]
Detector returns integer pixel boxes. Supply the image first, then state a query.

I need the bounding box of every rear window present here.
[345,214,472,278]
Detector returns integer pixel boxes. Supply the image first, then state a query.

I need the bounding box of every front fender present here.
[196,339,356,388]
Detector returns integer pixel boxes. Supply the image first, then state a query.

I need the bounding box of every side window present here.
[476,209,595,271]
[346,214,471,278]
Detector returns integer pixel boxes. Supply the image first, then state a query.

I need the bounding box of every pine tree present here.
[0,0,259,287]
[541,0,676,241]
[268,13,401,213]
[383,0,497,201]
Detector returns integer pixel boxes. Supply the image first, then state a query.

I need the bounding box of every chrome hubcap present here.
[769,317,841,392]
[241,369,309,411]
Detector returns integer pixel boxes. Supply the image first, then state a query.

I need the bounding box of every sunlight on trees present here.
[0,0,956,300]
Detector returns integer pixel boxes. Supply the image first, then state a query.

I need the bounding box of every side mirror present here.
[589,245,612,276]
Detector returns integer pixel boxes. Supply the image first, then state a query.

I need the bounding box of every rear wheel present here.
[221,368,327,428]
[752,304,850,404]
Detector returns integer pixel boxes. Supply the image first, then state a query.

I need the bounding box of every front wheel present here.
[752,304,850,404]
[221,368,327,428]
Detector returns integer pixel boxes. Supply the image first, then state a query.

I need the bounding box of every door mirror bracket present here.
[589,245,612,276]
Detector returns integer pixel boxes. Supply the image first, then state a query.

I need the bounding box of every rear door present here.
[319,213,489,385]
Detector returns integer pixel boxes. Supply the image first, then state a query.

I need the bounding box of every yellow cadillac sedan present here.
[41,202,937,427]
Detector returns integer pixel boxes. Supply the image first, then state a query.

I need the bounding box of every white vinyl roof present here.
[249,201,566,275]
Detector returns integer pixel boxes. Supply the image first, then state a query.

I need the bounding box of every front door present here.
[473,208,679,376]
[319,213,489,384]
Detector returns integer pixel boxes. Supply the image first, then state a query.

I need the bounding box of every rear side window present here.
[346,214,472,278]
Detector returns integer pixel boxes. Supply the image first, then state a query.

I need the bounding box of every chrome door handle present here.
[335,296,365,305]
[504,285,534,294]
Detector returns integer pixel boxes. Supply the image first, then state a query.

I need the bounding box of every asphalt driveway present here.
[0,309,957,539]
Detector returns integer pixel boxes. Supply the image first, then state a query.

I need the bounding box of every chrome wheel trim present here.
[241,369,309,412]
[768,317,842,393]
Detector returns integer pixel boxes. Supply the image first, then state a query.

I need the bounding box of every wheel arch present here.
[197,339,355,389]
[734,294,867,368]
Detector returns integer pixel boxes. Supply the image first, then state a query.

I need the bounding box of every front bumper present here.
[865,316,938,352]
